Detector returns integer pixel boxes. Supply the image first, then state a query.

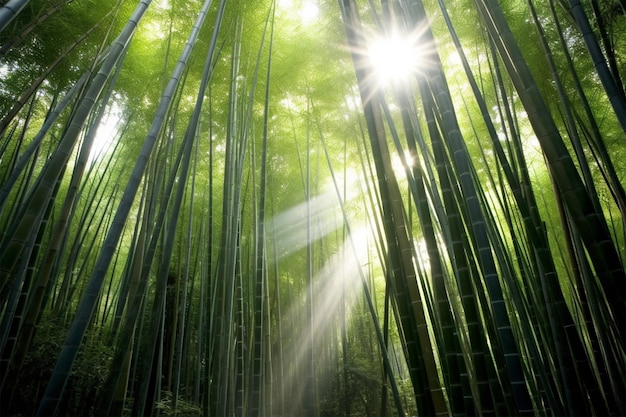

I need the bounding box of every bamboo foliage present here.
[0,0,624,416]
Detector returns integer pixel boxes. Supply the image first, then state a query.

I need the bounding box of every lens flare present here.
[368,33,423,84]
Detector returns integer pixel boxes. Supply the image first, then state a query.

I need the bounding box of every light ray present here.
[269,168,362,259]
[277,226,373,413]
[269,191,345,259]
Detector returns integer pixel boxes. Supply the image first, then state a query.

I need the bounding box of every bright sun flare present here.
[368,33,423,84]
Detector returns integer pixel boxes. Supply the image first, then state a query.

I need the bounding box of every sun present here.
[368,33,423,84]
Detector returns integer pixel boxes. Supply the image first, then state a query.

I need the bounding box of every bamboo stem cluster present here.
[0,0,624,416]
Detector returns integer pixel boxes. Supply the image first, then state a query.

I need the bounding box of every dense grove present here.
[0,0,625,416]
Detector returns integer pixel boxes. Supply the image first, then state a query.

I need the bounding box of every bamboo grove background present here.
[0,0,624,416]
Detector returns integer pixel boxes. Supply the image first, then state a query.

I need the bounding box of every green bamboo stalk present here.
[212,15,244,416]
[315,106,406,417]
[589,0,626,101]
[548,0,626,238]
[0,9,114,139]
[339,2,449,415]
[132,102,198,416]
[248,5,275,415]
[0,0,29,33]
[171,2,226,410]
[304,92,317,417]
[0,0,73,57]
[0,71,90,215]
[31,0,236,413]
[566,0,626,133]
[0,0,148,296]
[474,0,626,359]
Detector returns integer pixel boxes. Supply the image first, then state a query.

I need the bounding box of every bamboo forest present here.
[1,0,625,416]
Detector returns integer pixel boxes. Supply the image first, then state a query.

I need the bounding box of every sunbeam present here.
[268,189,355,259]
[277,226,374,414]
